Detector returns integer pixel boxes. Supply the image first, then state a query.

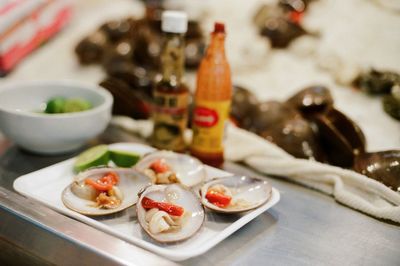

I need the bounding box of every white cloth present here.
[111,116,400,223]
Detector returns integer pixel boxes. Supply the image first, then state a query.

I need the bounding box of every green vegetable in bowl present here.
[63,98,92,112]
[44,97,92,114]
[45,97,66,113]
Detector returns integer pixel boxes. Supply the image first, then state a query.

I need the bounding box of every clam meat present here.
[62,167,152,216]
[135,151,206,187]
[200,176,272,213]
[137,184,205,243]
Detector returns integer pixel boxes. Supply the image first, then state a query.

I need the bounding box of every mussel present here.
[135,151,206,187]
[353,150,400,191]
[137,184,205,242]
[62,167,152,215]
[200,176,272,213]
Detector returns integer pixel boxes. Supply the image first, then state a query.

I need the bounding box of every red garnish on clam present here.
[85,172,120,191]
[141,196,184,216]
[149,159,170,174]
[205,190,232,208]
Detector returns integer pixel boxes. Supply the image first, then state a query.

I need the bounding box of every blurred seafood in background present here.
[286,85,333,116]
[353,150,400,192]
[230,85,400,190]
[75,1,205,119]
[353,69,400,95]
[313,108,366,168]
[353,69,400,121]
[99,77,151,119]
[382,85,400,121]
[253,0,317,48]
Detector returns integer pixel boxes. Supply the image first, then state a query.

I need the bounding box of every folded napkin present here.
[111,116,400,223]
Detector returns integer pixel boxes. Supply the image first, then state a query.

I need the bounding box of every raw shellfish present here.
[62,167,152,215]
[137,184,205,243]
[135,151,206,187]
[200,176,272,213]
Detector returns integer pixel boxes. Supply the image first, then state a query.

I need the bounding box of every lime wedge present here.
[74,145,109,173]
[110,149,141,167]
[45,97,66,113]
[63,98,92,113]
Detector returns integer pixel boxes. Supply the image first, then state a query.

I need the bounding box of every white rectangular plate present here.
[13,143,280,261]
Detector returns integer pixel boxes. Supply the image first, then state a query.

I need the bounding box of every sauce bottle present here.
[190,22,232,167]
[150,11,189,152]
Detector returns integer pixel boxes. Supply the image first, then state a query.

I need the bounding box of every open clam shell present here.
[135,151,206,187]
[62,167,152,216]
[286,85,334,115]
[200,176,272,213]
[137,184,205,243]
[314,108,366,167]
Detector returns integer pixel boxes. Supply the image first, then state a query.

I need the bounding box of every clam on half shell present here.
[137,184,205,243]
[200,176,272,213]
[135,151,206,187]
[62,167,152,216]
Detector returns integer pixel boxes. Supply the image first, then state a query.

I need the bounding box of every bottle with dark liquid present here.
[190,22,232,167]
[151,11,189,152]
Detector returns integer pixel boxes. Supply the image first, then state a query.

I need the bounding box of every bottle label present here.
[191,100,230,153]
[152,91,189,151]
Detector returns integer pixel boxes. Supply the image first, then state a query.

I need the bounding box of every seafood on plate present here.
[62,167,152,215]
[200,176,272,213]
[135,151,206,187]
[137,184,205,242]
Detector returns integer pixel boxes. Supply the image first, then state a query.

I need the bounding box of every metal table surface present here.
[0,126,399,266]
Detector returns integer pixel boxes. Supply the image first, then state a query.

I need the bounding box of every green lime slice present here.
[110,149,141,167]
[74,145,109,173]
[63,98,92,113]
[45,97,66,113]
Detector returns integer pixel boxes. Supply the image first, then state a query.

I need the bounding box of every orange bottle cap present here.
[213,22,225,34]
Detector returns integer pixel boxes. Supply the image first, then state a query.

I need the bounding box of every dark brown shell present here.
[75,31,108,65]
[253,5,307,48]
[99,77,151,119]
[103,60,154,98]
[260,117,324,161]
[354,150,400,191]
[382,92,400,121]
[185,21,205,69]
[247,101,300,134]
[352,69,400,95]
[314,108,366,167]
[230,86,259,127]
[287,85,334,116]
[100,19,134,43]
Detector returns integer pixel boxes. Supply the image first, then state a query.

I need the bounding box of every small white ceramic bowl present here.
[0,80,113,154]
